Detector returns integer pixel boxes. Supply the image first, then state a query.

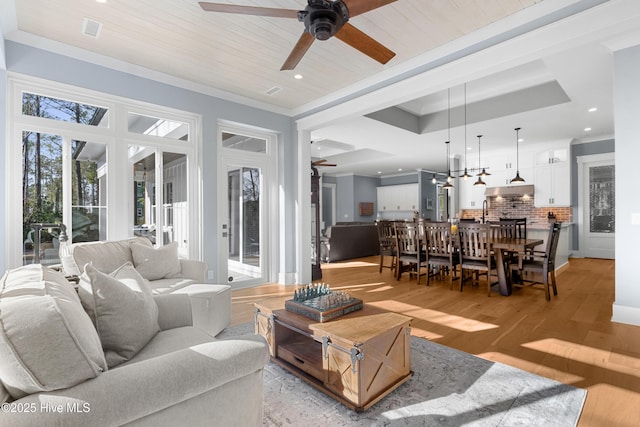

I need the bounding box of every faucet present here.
[482,200,488,224]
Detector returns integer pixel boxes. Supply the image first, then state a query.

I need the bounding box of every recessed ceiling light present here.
[378,171,382,174]
[584,127,592,132]
[467,146,472,150]
[398,168,403,172]
[518,138,524,143]
[96,0,107,3]
[294,74,303,80]
[588,107,598,112]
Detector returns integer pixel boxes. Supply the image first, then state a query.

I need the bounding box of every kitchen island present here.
[527,222,573,271]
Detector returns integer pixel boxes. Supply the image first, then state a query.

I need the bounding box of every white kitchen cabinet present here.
[377,183,418,212]
[536,148,568,165]
[482,149,535,187]
[534,161,570,207]
[458,179,485,209]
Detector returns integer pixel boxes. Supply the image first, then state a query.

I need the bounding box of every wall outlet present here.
[207,270,214,280]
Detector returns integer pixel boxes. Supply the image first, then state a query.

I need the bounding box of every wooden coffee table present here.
[254,298,412,412]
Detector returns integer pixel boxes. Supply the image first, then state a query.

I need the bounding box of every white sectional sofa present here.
[60,237,231,336]
[0,263,269,426]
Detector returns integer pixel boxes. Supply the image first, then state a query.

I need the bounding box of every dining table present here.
[487,237,544,296]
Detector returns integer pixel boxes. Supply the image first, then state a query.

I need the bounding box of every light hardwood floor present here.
[230,257,640,427]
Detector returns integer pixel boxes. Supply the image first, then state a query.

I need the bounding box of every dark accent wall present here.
[334,174,381,223]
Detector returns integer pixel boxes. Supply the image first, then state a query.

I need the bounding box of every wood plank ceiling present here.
[13,0,542,110]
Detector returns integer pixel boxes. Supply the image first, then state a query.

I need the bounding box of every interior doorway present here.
[578,153,615,259]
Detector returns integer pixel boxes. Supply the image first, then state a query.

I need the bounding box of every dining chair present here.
[488,220,516,239]
[394,221,426,284]
[376,220,397,274]
[509,222,562,301]
[422,221,460,289]
[489,220,524,266]
[500,217,527,239]
[458,222,497,295]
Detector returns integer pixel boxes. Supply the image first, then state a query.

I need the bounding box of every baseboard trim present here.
[278,272,296,285]
[555,261,570,275]
[612,303,640,326]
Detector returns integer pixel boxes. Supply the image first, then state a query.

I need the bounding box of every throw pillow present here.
[131,241,181,281]
[0,265,107,399]
[79,262,160,368]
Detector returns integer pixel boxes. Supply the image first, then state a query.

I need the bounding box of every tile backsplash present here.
[460,196,572,223]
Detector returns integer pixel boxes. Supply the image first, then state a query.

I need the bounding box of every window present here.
[8,78,201,269]
[22,92,109,127]
[128,112,189,141]
[222,131,267,153]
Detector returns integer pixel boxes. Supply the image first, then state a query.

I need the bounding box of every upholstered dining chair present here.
[422,221,460,289]
[458,222,497,295]
[394,221,426,284]
[376,220,397,275]
[509,222,562,301]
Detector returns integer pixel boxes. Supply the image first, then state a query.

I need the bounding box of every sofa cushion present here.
[79,263,160,368]
[64,237,152,276]
[0,265,107,399]
[131,241,181,281]
[0,382,9,404]
[148,277,197,295]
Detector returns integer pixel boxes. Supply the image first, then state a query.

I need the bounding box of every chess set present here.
[284,283,363,322]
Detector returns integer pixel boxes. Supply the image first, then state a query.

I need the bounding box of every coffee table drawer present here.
[278,340,324,380]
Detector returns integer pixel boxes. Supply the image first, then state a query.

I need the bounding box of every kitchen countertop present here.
[527,222,573,230]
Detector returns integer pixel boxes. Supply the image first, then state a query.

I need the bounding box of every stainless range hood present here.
[484,185,534,197]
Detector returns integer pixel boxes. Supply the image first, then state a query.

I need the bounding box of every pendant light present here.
[510,127,525,183]
[473,135,486,187]
[443,140,454,189]
[443,88,454,190]
[459,83,473,180]
[476,134,491,178]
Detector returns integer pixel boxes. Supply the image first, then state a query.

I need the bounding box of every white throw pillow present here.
[131,241,181,281]
[79,262,160,368]
[0,265,107,399]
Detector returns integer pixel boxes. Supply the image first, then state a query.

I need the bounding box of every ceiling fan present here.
[198,0,397,70]
[312,159,337,167]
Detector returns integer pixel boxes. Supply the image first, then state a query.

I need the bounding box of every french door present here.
[217,126,276,288]
[578,153,615,259]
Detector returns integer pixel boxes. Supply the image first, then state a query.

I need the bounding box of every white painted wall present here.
[613,44,640,326]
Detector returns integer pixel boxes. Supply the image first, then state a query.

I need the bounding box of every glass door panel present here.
[162,152,188,258]
[129,147,189,257]
[71,140,107,243]
[227,166,261,284]
[22,131,63,265]
[130,147,157,244]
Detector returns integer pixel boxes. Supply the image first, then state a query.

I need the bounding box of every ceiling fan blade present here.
[343,0,397,18]
[335,23,395,65]
[312,160,337,167]
[281,32,315,71]
[198,2,298,19]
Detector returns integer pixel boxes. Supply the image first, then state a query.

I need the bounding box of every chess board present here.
[285,296,363,322]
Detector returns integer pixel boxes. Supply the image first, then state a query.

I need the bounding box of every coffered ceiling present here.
[2,0,639,177]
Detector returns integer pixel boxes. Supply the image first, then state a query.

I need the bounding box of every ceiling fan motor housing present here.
[298,0,349,41]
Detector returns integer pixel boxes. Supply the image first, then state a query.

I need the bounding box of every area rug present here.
[218,323,586,426]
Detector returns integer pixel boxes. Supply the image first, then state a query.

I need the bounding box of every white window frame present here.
[5,74,203,268]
